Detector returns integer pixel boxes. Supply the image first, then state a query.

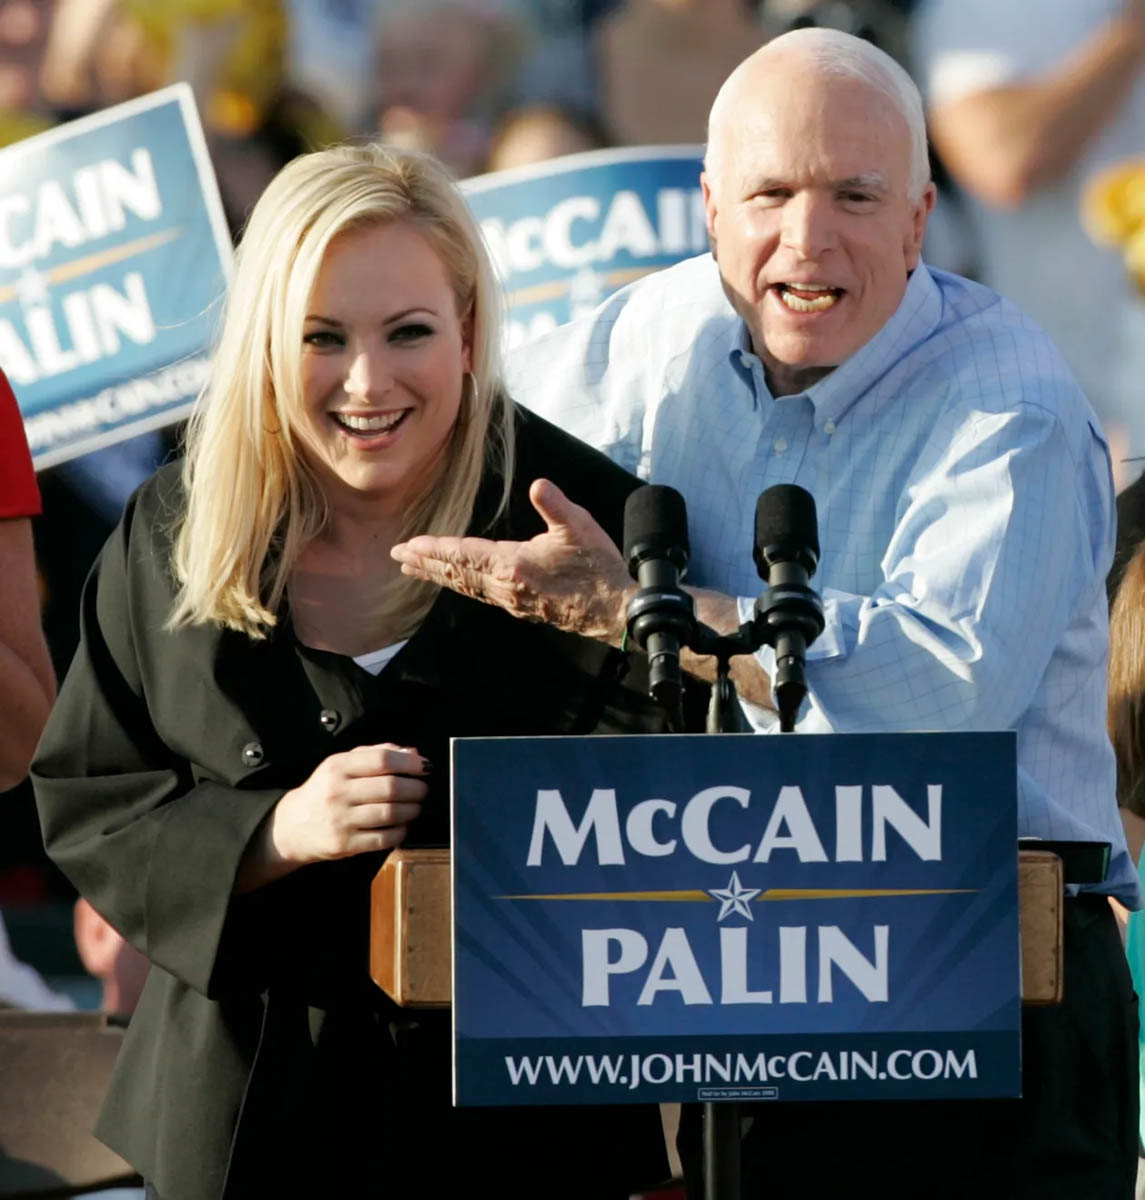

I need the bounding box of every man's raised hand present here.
[391,478,634,643]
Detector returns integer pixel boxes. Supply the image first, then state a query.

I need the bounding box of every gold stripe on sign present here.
[0,227,184,304]
[496,887,978,902]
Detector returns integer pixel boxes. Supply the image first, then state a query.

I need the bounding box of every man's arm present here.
[925,3,1145,208]
[397,389,1109,740]
[0,516,56,791]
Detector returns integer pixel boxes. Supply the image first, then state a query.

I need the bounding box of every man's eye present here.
[841,192,877,206]
[391,323,434,343]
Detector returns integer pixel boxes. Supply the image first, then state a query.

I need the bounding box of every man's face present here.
[702,70,935,395]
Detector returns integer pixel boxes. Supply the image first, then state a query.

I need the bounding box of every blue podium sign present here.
[462,146,705,349]
[0,85,233,468]
[452,731,1020,1106]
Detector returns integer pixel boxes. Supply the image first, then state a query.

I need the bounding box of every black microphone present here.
[752,484,825,732]
[623,485,696,716]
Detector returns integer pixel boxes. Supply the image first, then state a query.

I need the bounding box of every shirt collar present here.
[726,263,944,424]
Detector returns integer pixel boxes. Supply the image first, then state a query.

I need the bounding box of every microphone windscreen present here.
[623,484,690,567]
[754,484,820,573]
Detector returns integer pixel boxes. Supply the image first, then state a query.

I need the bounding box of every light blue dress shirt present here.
[506,252,1140,906]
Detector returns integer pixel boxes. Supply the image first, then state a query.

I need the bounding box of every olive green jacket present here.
[33,409,682,1200]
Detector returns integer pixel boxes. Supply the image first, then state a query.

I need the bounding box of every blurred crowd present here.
[5,0,1145,1010]
[0,0,914,214]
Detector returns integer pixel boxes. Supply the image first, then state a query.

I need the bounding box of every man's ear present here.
[905,182,938,270]
[701,171,719,260]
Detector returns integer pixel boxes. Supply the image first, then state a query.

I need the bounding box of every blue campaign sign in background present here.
[0,84,232,468]
[462,146,705,349]
[452,731,1020,1107]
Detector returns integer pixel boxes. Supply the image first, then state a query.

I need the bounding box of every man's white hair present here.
[706,27,931,203]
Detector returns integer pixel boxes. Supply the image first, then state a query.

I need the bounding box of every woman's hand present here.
[236,744,429,892]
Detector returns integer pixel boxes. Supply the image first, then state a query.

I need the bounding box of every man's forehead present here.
[717,88,911,192]
[726,53,898,116]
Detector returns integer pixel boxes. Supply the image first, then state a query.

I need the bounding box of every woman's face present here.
[296,219,472,512]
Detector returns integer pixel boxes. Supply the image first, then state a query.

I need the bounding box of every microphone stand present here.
[626,580,823,1199]
[691,624,757,735]
[688,625,757,1200]
[626,595,762,1200]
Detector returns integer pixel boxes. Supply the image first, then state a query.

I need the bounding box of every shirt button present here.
[319,709,341,733]
[241,741,264,767]
[774,437,788,454]
[823,420,837,435]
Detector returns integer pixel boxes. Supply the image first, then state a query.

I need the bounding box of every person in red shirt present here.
[0,371,67,1009]
[0,370,56,789]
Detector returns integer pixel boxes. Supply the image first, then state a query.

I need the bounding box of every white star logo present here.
[708,870,761,921]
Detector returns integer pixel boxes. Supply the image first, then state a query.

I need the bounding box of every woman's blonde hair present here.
[1109,541,1145,814]
[168,142,513,640]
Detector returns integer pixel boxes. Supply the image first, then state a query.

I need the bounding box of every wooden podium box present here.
[371,848,1064,1008]
[1017,849,1064,1005]
[370,847,452,1008]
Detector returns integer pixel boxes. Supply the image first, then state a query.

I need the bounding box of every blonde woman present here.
[32,144,672,1200]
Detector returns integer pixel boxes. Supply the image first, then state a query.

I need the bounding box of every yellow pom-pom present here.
[1082,159,1145,247]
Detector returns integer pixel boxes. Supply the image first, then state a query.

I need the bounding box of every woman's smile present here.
[329,407,412,439]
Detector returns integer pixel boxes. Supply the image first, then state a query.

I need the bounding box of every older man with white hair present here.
[395,27,1138,1196]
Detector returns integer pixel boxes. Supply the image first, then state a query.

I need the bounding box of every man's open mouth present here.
[774,283,844,313]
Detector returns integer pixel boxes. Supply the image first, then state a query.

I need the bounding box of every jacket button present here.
[241,741,264,767]
[319,709,341,733]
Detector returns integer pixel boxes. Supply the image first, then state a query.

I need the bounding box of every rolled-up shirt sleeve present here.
[740,400,1112,735]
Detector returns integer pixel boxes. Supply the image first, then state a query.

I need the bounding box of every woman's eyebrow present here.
[303,307,439,325]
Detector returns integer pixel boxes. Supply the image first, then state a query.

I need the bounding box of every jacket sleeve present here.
[32,481,287,1000]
